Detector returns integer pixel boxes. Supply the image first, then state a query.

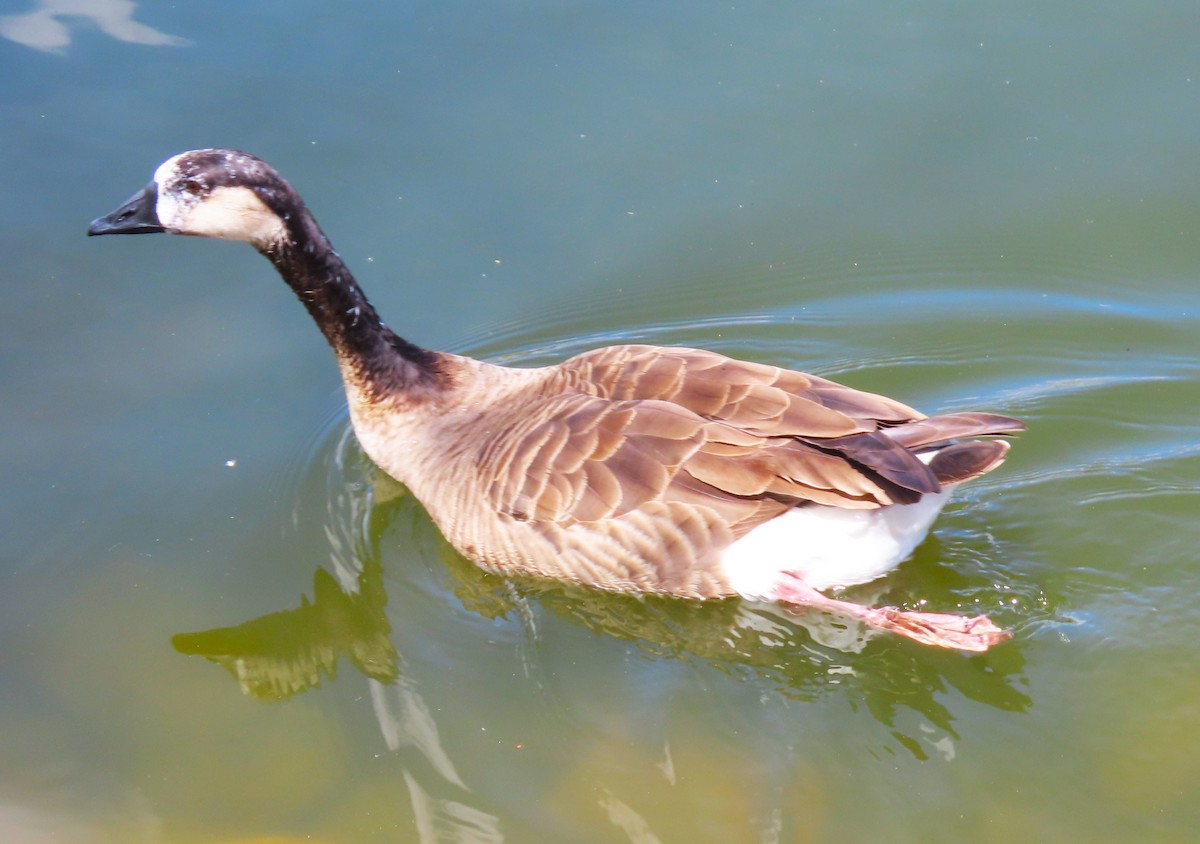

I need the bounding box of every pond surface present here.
[2,2,1199,842]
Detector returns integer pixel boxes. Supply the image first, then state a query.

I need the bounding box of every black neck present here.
[258,205,441,397]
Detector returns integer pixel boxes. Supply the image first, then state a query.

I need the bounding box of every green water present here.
[3,2,1199,842]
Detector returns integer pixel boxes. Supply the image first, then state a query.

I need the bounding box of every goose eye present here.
[180,179,202,196]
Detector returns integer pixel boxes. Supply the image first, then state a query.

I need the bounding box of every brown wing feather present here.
[480,345,1018,538]
[882,412,1026,449]
[554,345,939,507]
[927,440,1012,485]
[560,345,923,434]
[481,394,708,523]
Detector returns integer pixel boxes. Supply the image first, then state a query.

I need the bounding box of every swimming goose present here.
[89,149,1024,652]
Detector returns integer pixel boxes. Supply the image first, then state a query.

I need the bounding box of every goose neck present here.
[260,210,442,399]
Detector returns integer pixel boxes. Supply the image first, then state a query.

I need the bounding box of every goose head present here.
[88,149,291,248]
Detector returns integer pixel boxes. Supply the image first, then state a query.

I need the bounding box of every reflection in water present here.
[176,428,1033,717]
[178,459,1030,718]
[0,0,188,52]
[447,549,1032,754]
[174,433,505,842]
[171,423,1033,839]
[172,560,398,703]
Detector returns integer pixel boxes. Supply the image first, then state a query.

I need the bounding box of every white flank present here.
[720,490,951,598]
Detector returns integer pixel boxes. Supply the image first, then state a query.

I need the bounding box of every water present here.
[2,2,1199,842]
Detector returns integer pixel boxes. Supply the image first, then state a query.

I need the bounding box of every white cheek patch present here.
[154,179,189,230]
[155,183,285,246]
[154,154,198,232]
[182,186,286,245]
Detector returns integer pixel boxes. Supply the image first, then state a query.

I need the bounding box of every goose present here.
[89,149,1024,652]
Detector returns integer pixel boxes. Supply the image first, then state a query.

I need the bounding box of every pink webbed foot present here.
[863,607,1010,652]
[772,572,1010,653]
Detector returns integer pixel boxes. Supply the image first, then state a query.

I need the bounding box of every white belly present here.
[719,490,951,598]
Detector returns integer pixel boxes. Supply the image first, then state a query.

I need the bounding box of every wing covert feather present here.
[482,394,708,523]
[477,345,1013,536]
[559,345,920,435]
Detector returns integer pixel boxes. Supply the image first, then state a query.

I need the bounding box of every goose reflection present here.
[445,541,1033,742]
[172,454,1030,735]
[168,440,1032,839]
[172,556,398,703]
